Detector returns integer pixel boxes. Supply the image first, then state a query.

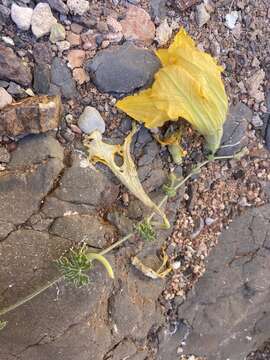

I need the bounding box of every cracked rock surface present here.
[175,205,270,360]
[0,131,180,360]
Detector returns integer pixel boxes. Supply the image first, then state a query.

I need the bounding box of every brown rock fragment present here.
[0,43,32,86]
[0,95,62,137]
[120,5,155,44]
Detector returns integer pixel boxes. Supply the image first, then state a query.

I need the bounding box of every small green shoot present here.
[0,320,7,331]
[163,174,177,198]
[57,245,92,287]
[136,220,156,242]
[57,245,114,287]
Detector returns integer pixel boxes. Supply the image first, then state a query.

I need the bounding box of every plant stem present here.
[99,233,134,256]
[0,153,235,318]
[0,274,63,317]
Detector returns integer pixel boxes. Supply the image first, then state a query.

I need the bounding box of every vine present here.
[0,151,244,327]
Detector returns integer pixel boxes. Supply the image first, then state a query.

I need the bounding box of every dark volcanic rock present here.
[109,266,164,341]
[33,64,51,94]
[33,42,53,65]
[0,95,62,137]
[0,4,10,25]
[0,134,64,225]
[50,214,116,248]
[51,57,78,99]
[86,43,161,95]
[150,0,167,19]
[176,205,270,360]
[218,102,252,156]
[0,244,114,360]
[0,44,32,86]
[53,154,119,208]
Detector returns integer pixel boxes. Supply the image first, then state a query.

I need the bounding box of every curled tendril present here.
[136,221,156,242]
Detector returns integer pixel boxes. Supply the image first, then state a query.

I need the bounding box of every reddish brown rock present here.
[0,95,62,137]
[73,68,89,84]
[67,49,85,69]
[66,31,81,47]
[120,5,155,44]
[81,30,98,50]
[0,44,32,86]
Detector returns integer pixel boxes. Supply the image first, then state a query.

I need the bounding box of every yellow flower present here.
[116,28,228,153]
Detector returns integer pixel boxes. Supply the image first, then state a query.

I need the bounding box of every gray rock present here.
[265,117,270,150]
[0,4,10,24]
[196,3,210,27]
[50,214,115,248]
[157,320,191,360]
[150,0,167,19]
[11,3,33,31]
[217,102,252,156]
[106,339,137,359]
[0,231,114,360]
[37,0,69,14]
[51,57,78,99]
[178,205,270,360]
[251,114,263,128]
[33,42,53,65]
[107,210,134,236]
[109,266,164,340]
[86,43,161,95]
[31,3,57,39]
[53,154,119,208]
[78,106,105,134]
[0,43,32,86]
[0,80,9,88]
[6,81,24,96]
[0,221,14,240]
[33,64,51,94]
[0,134,64,225]
[42,196,96,218]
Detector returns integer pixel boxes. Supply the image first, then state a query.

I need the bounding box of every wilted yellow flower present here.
[116,28,228,153]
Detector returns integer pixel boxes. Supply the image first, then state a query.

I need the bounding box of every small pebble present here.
[196,3,210,27]
[0,146,11,163]
[67,0,89,15]
[31,3,57,38]
[251,114,263,128]
[56,40,70,52]
[11,3,33,31]
[1,36,14,46]
[225,11,238,29]
[73,68,89,84]
[67,49,85,68]
[50,23,66,43]
[0,87,12,109]
[78,106,106,134]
